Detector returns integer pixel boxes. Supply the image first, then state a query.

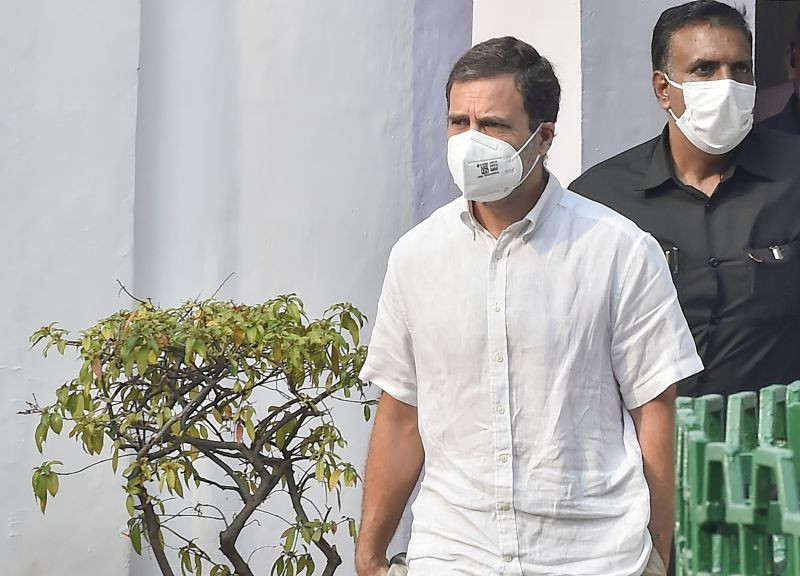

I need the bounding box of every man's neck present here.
[667,122,732,197]
[472,168,548,238]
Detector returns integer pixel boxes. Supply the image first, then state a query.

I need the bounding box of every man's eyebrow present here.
[687,57,752,70]
[476,115,512,125]
[687,58,720,70]
[446,113,513,126]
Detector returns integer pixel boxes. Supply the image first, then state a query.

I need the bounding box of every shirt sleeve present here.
[611,235,704,409]
[359,249,418,406]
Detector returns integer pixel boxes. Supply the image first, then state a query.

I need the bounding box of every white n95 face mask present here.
[447,125,542,203]
[665,74,756,155]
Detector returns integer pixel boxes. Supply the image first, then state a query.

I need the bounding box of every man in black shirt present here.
[571,0,800,397]
[759,13,800,135]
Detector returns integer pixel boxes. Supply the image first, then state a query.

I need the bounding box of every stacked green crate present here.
[675,383,800,575]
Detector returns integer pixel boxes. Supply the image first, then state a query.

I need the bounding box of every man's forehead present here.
[667,23,751,64]
[448,75,523,111]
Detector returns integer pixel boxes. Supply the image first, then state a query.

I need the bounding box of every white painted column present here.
[0,1,139,574]
[472,0,583,184]
[134,0,240,305]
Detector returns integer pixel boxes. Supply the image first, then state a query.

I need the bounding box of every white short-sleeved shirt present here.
[360,173,703,576]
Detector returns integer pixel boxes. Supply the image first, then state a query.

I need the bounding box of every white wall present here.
[472,0,583,185]
[0,1,140,575]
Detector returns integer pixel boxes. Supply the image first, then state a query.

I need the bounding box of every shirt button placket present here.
[489,235,519,573]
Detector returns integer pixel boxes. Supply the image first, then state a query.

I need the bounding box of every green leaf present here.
[328,468,341,491]
[112,445,120,473]
[130,522,142,554]
[126,494,135,517]
[341,313,359,346]
[56,339,66,355]
[348,518,357,540]
[46,472,59,497]
[35,421,49,453]
[49,413,63,434]
[32,470,47,500]
[136,347,149,375]
[182,549,193,573]
[284,527,296,552]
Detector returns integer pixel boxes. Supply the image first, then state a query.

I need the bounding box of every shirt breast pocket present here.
[747,238,800,317]
[655,239,682,297]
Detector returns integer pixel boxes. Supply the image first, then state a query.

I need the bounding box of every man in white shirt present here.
[355,36,702,576]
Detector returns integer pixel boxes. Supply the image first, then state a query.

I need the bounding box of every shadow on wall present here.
[754,0,800,121]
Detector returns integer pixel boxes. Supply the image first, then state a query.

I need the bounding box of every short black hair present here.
[445,36,561,132]
[651,1,752,72]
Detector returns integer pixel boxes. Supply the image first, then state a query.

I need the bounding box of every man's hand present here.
[355,393,423,576]
[630,384,676,570]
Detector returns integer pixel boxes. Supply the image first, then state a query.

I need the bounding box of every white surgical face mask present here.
[447,125,542,203]
[664,74,756,155]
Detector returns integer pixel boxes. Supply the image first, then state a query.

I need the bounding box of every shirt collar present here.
[459,170,564,240]
[636,123,777,193]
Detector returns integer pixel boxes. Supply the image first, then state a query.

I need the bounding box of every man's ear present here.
[653,70,671,111]
[537,122,556,156]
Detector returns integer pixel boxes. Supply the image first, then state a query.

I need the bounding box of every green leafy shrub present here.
[26,294,373,576]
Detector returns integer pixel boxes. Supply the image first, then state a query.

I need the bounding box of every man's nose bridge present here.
[469,115,481,132]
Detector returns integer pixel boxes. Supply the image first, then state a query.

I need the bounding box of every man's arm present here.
[629,383,676,570]
[355,392,424,576]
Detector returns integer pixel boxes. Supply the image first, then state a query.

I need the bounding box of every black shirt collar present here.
[636,123,777,193]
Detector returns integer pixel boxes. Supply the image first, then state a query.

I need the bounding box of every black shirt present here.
[759,92,800,135]
[570,124,800,396]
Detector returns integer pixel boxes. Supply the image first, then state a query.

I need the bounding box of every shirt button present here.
[710,314,720,325]
[495,353,505,363]
[708,257,719,268]
[499,454,509,464]
[497,405,506,415]
[499,502,511,511]
[503,555,514,563]
[495,252,503,261]
[494,303,501,312]
[705,201,715,211]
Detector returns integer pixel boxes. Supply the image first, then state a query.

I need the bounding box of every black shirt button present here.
[710,314,720,325]
[705,202,715,211]
[699,374,709,383]
[708,257,719,268]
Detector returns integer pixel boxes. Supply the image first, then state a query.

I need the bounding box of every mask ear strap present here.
[661,72,683,91]
[518,153,541,186]
[660,72,683,122]
[511,123,543,160]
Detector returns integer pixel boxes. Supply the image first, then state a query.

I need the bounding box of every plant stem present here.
[138,493,176,576]
[285,468,342,575]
